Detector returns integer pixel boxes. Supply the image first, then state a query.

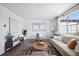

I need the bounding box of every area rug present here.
[1,39,61,56]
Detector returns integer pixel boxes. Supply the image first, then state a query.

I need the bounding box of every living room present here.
[0,3,79,56]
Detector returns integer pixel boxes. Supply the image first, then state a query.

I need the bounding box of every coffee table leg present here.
[28,50,32,55]
[47,48,50,54]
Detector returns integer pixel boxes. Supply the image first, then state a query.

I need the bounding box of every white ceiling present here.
[0,3,73,20]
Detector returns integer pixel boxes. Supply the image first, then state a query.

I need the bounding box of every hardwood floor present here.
[1,39,61,56]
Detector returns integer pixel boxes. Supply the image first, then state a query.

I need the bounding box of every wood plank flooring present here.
[1,39,61,56]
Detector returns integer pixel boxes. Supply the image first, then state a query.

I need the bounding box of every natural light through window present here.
[59,11,79,36]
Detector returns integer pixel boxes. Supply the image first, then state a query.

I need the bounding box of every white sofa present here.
[13,36,21,47]
[50,36,77,56]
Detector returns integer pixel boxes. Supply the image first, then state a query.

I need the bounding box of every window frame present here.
[59,10,79,35]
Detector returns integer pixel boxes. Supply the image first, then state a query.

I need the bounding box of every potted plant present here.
[5,33,14,42]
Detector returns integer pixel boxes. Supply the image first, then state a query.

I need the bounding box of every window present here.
[40,24,46,31]
[59,22,67,34]
[32,23,39,31]
[59,11,79,36]
[32,23,46,31]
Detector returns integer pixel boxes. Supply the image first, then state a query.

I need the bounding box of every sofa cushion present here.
[61,34,79,41]
[50,39,76,56]
[53,36,62,41]
[61,36,72,44]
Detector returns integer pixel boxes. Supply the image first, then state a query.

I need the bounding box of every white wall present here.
[50,18,58,31]
[0,5,24,55]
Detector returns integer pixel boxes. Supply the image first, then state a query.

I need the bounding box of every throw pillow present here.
[68,39,77,49]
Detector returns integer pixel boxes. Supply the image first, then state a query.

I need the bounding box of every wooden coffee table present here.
[33,42,48,50]
[28,42,49,55]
